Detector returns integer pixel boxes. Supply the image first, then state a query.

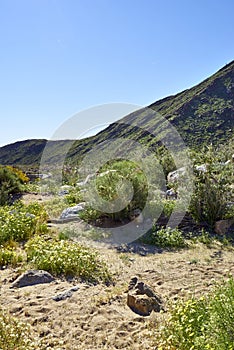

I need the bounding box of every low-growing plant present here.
[162,199,176,218]
[64,188,83,205]
[154,277,234,350]
[25,236,112,283]
[0,202,48,244]
[139,226,186,248]
[0,246,23,267]
[0,308,43,349]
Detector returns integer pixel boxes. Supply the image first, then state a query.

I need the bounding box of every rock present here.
[77,173,96,187]
[166,188,177,199]
[11,270,55,288]
[58,189,69,196]
[60,203,85,219]
[195,164,207,173]
[215,219,234,235]
[127,277,164,316]
[132,209,144,224]
[167,167,186,183]
[52,285,79,302]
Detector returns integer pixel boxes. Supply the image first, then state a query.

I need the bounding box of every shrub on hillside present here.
[189,145,233,227]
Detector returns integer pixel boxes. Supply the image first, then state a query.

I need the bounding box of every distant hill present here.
[0,60,233,167]
[0,139,74,167]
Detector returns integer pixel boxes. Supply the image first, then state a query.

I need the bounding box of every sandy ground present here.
[2,193,233,349]
[1,240,234,350]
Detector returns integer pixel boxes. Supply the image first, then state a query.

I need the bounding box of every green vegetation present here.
[0,309,43,350]
[0,246,23,267]
[25,236,112,283]
[139,226,186,248]
[0,166,25,205]
[154,277,234,350]
[0,202,48,245]
[0,61,233,167]
[189,141,234,228]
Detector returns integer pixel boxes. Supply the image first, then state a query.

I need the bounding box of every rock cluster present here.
[127,277,164,316]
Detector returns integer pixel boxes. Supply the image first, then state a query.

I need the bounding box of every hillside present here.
[0,139,76,167]
[0,60,233,167]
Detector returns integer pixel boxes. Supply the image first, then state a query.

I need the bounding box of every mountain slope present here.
[0,60,233,166]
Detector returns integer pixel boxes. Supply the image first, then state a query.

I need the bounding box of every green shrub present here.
[162,199,176,218]
[189,145,233,227]
[0,166,23,205]
[0,309,43,349]
[155,277,234,350]
[0,246,23,267]
[0,203,48,245]
[64,188,83,205]
[139,227,186,248]
[84,159,149,222]
[25,236,112,283]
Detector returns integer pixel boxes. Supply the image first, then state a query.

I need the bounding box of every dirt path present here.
[1,242,234,349]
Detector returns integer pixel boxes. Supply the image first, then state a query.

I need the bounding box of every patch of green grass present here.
[25,236,112,284]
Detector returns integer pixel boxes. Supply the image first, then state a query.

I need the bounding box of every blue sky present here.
[0,0,233,146]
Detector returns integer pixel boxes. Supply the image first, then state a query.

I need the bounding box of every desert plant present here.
[139,226,186,248]
[25,236,112,283]
[0,166,23,205]
[189,145,233,227]
[0,308,43,349]
[0,246,23,267]
[154,277,234,350]
[0,202,48,244]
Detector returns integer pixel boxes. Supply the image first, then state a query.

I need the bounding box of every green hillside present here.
[0,60,233,167]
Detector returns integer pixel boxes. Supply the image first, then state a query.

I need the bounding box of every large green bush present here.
[189,145,233,227]
[0,166,23,205]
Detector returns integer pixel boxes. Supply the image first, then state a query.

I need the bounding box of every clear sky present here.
[0,0,233,146]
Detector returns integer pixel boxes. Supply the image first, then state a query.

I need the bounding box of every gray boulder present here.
[60,203,85,219]
[167,167,186,183]
[11,270,55,288]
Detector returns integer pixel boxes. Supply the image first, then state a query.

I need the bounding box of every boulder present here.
[215,219,234,235]
[166,188,177,199]
[11,270,55,288]
[127,277,164,316]
[167,167,186,183]
[60,203,85,219]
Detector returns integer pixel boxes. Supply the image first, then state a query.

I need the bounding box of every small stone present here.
[52,285,80,302]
